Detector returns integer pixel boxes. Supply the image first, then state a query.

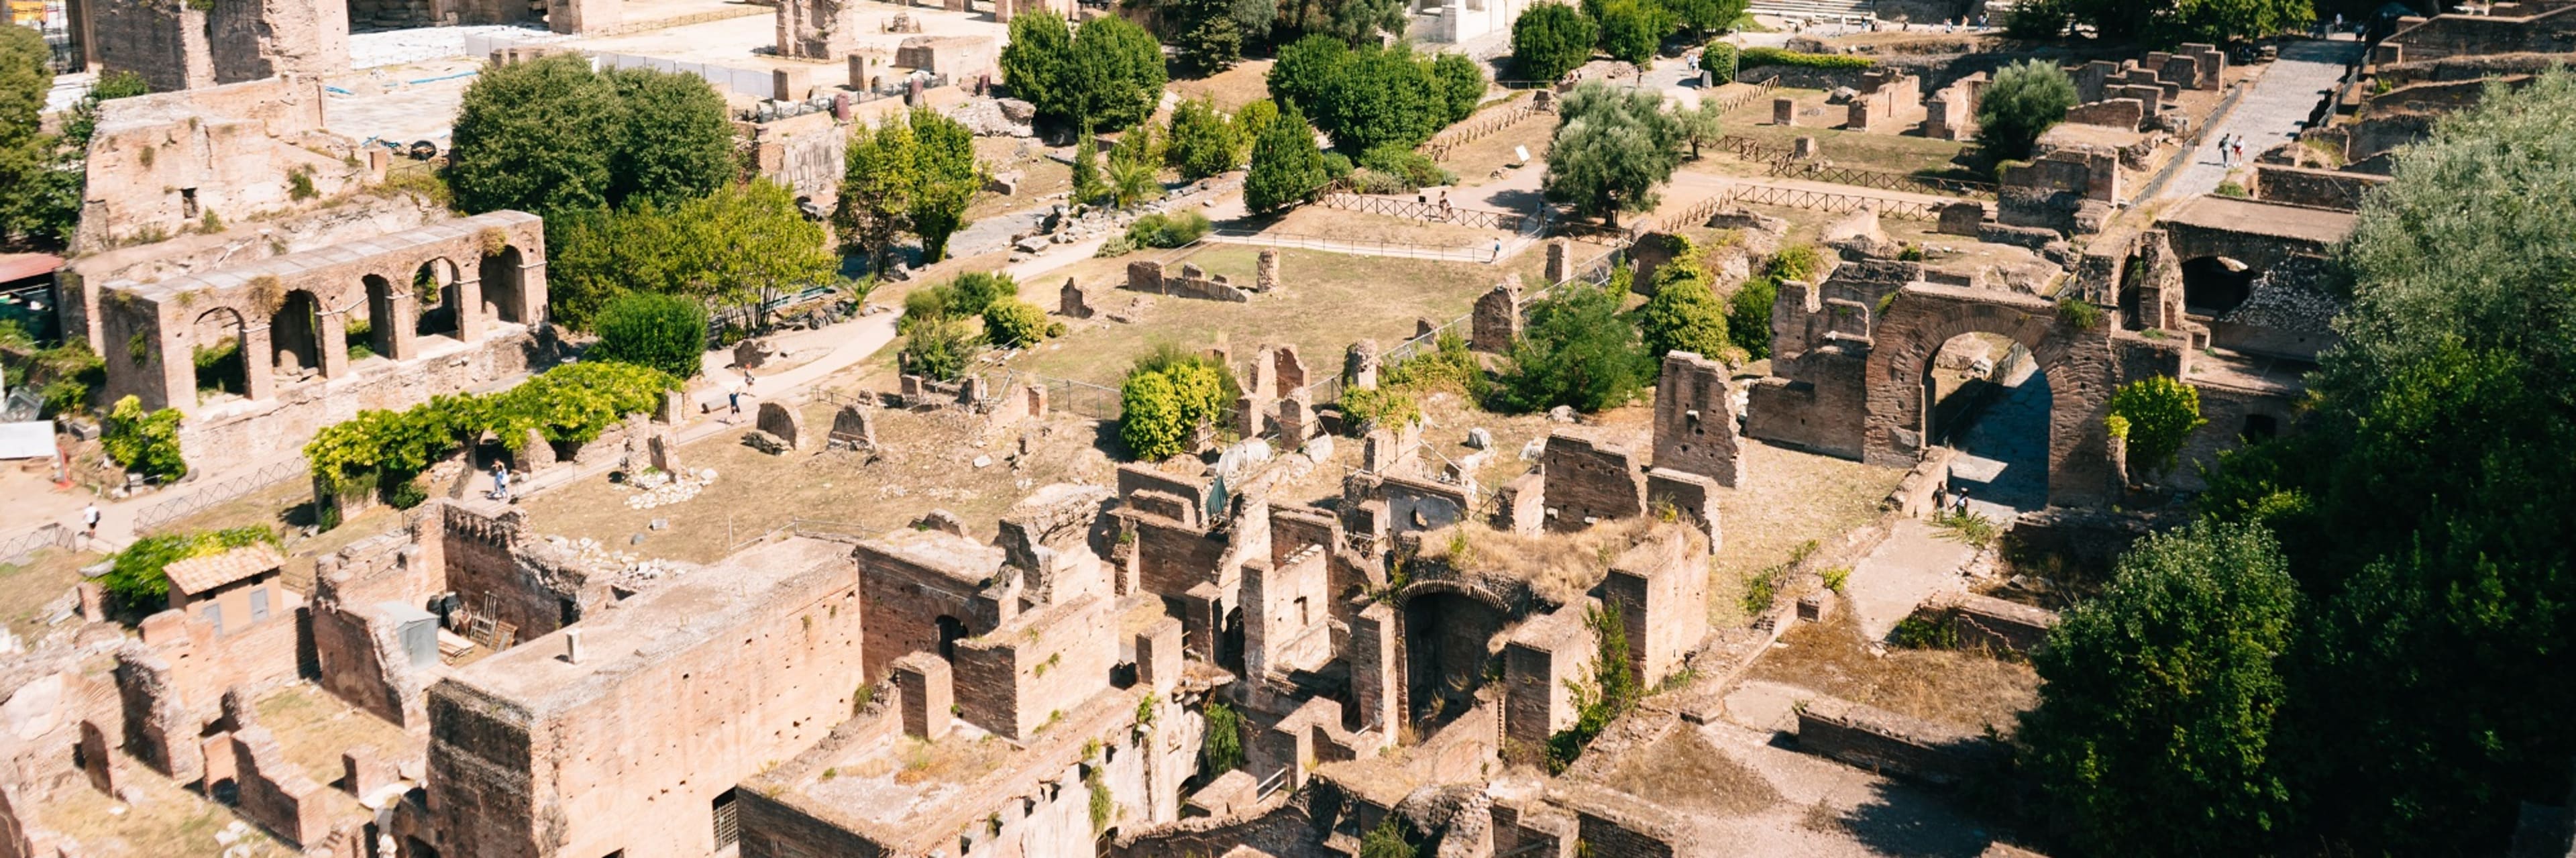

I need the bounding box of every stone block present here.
[892,651,953,741]
[755,401,806,450]
[828,404,877,450]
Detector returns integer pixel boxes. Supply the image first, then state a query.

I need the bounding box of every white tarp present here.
[0,422,54,460]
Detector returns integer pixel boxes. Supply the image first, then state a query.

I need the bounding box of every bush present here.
[1120,370,1187,461]
[1432,52,1487,125]
[2107,376,2208,480]
[1093,234,1139,257]
[1321,152,1354,178]
[981,299,1051,348]
[1727,276,1777,360]
[1737,46,1873,70]
[1497,281,1652,413]
[944,271,1020,318]
[102,396,186,482]
[1124,211,1214,248]
[304,362,676,502]
[1768,243,1823,280]
[1597,0,1673,66]
[1359,818,1419,858]
[1201,698,1246,773]
[101,526,276,608]
[1977,59,2079,160]
[588,292,710,380]
[1512,3,1598,83]
[1359,144,1454,189]
[902,315,977,380]
[2057,296,2104,331]
[1701,41,1738,84]
[1635,275,1733,360]
[1338,385,1420,434]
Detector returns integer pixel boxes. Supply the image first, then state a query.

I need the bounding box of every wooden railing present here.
[1717,184,1945,219]
[1419,99,1553,162]
[1704,74,1785,115]
[1768,160,1998,197]
[1316,193,1529,231]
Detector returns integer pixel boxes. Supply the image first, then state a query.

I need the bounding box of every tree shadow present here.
[1833,780,2014,858]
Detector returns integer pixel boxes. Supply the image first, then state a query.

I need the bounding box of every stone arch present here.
[1398,583,1509,729]
[480,245,531,326]
[413,258,464,340]
[270,288,325,378]
[359,273,410,361]
[1863,284,2119,508]
[189,307,253,400]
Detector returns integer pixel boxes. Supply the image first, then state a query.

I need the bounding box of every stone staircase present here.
[1746,0,1876,20]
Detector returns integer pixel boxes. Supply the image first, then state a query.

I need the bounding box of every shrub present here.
[1635,274,1733,360]
[286,166,317,201]
[1737,46,1872,70]
[1321,151,1354,179]
[1359,818,1419,858]
[1245,101,1328,215]
[2057,296,2104,331]
[1768,243,1823,280]
[1201,698,1246,773]
[1890,613,1960,649]
[943,271,1019,317]
[1702,41,1739,84]
[304,362,676,502]
[1124,211,1213,248]
[1093,234,1139,257]
[101,526,277,608]
[902,315,977,380]
[1977,59,2079,160]
[1497,281,1652,413]
[2107,376,2208,480]
[1338,385,1420,434]
[1359,144,1454,189]
[2216,180,2250,198]
[1120,370,1187,460]
[102,396,186,481]
[981,299,1051,348]
[1432,52,1487,125]
[1544,605,1640,771]
[588,292,710,380]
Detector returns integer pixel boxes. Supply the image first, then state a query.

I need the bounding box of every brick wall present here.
[1502,603,1594,752]
[855,530,1005,684]
[1540,432,1646,531]
[1603,527,1708,688]
[1794,696,2003,786]
[951,595,1116,741]
[1652,351,1745,488]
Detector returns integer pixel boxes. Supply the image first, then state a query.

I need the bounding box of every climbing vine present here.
[304,361,675,503]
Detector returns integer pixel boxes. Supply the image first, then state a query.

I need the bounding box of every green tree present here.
[1276,0,1407,44]
[1676,99,1723,159]
[1597,0,1672,66]
[2212,70,2576,853]
[1069,15,1169,131]
[1976,59,2078,160]
[19,70,148,248]
[1319,43,1445,152]
[1635,275,1731,360]
[1498,280,1652,413]
[588,292,710,380]
[1542,82,1684,227]
[602,68,736,209]
[1232,98,1279,163]
[2106,376,2206,480]
[1170,0,1246,76]
[102,395,185,481]
[1664,0,1748,36]
[1727,276,1776,360]
[448,54,620,217]
[1267,34,1348,116]
[1166,97,1241,180]
[1512,3,1597,83]
[1432,52,1487,125]
[1358,819,1419,858]
[902,315,977,380]
[1232,0,1279,41]
[678,180,838,326]
[837,115,918,272]
[1071,131,1108,205]
[906,107,983,263]
[1001,10,1077,123]
[2020,521,2297,858]
[0,26,59,246]
[1246,101,1328,213]
[1105,123,1163,209]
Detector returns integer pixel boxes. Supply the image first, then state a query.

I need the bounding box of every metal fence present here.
[0,525,77,568]
[1040,376,1124,421]
[132,457,311,534]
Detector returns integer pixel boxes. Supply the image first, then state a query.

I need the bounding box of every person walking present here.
[486,462,511,502]
[80,502,100,544]
[2216,133,2232,166]
[728,388,743,420]
[1492,238,1503,262]
[2231,139,2245,166]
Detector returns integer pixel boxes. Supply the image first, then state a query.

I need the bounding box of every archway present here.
[191,307,249,401]
[270,289,323,379]
[414,258,461,340]
[480,246,526,325]
[1401,589,1506,730]
[1862,284,2119,508]
[2180,256,2255,316]
[359,274,398,362]
[1924,332,2051,517]
[936,615,968,661]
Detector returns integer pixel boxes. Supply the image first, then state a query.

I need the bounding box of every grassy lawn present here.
[1746,608,2041,734]
[0,548,102,641]
[967,137,1072,223]
[1002,244,1551,386]
[1715,88,1991,180]
[1167,59,1276,112]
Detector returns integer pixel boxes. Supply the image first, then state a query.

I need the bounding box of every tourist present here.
[1493,238,1503,262]
[729,388,743,419]
[81,502,99,543]
[1951,486,1972,517]
[488,462,511,502]
[2232,139,2245,165]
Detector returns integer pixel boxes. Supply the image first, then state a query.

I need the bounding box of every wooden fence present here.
[1317,193,1529,231]
[1420,99,1553,162]
[1717,184,1944,219]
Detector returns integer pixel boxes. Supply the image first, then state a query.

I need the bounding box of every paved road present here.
[2159,38,2367,201]
[1844,517,1980,640]
[1946,354,2049,520]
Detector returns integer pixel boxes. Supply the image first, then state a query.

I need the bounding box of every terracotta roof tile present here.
[163,543,285,596]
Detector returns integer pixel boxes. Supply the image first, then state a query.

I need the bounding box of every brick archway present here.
[1862,284,2121,508]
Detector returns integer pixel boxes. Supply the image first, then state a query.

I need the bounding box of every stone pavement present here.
[1842,517,1979,641]
[1946,356,2049,520]
[2159,37,2367,201]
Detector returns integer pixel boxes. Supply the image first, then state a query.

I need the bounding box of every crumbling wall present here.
[232,726,333,846]
[1501,603,1595,753]
[2251,164,2388,212]
[951,595,1116,741]
[1539,431,1646,531]
[855,529,1008,684]
[112,647,203,783]
[76,76,360,249]
[438,500,597,641]
[2381,7,2576,62]
[1602,526,1708,688]
[1652,351,1745,488]
[1794,696,2003,786]
[1127,260,1252,303]
[1243,546,1334,686]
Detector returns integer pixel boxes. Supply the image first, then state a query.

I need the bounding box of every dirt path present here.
[1843,518,1978,640]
